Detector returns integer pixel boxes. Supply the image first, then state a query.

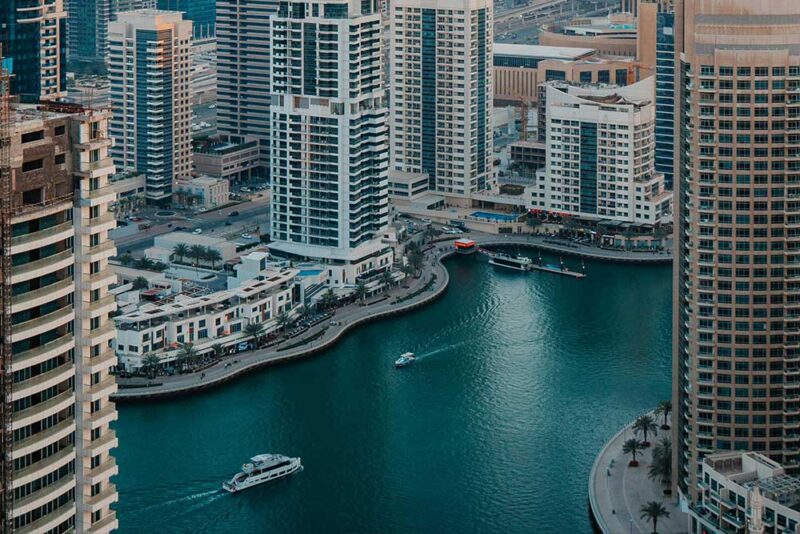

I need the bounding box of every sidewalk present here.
[589,412,687,534]
[112,247,452,401]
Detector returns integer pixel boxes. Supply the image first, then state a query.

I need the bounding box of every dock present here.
[470,244,586,279]
[531,263,586,279]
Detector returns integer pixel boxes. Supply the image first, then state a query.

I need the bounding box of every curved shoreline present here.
[112,251,455,402]
[473,235,673,264]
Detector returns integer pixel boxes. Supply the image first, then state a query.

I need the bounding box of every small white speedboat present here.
[394,352,416,368]
[222,454,302,493]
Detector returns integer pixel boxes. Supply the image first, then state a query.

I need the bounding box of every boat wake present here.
[416,340,470,361]
[136,488,220,513]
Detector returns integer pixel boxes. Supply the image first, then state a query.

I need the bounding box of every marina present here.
[478,246,586,278]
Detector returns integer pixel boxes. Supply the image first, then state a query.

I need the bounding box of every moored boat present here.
[488,252,533,271]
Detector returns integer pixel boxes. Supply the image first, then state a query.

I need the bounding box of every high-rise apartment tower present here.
[673,0,800,504]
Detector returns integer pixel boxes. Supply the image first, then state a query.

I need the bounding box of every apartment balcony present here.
[13,390,74,431]
[86,351,117,375]
[80,240,116,263]
[78,185,117,207]
[9,222,74,255]
[75,136,113,151]
[11,250,72,287]
[13,474,75,518]
[86,483,117,514]
[16,498,75,534]
[79,213,117,233]
[83,270,117,292]
[85,458,118,487]
[74,158,114,178]
[12,417,75,458]
[82,321,116,347]
[10,305,73,344]
[12,335,75,374]
[88,429,118,458]
[88,402,118,430]
[11,278,74,314]
[87,510,118,534]
[11,362,75,403]
[86,375,117,403]
[14,444,76,488]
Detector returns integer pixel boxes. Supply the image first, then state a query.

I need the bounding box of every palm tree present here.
[119,254,134,266]
[634,415,658,447]
[205,247,222,269]
[211,343,225,360]
[648,437,673,494]
[132,276,149,290]
[177,343,198,370]
[320,289,338,310]
[244,321,265,347]
[136,257,155,270]
[298,305,311,320]
[172,243,189,265]
[380,270,394,291]
[424,225,437,243]
[354,280,368,304]
[277,311,292,333]
[623,438,644,467]
[141,353,161,376]
[640,501,669,534]
[654,400,672,430]
[408,249,424,276]
[189,244,206,272]
[400,263,414,279]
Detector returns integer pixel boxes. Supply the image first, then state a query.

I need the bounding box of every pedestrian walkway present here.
[112,246,454,401]
[590,412,687,534]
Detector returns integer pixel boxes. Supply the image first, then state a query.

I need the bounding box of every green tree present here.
[175,343,199,372]
[320,289,338,310]
[205,247,222,269]
[136,257,155,270]
[354,280,368,304]
[640,501,669,534]
[142,353,161,376]
[189,244,206,272]
[380,270,394,291]
[408,250,424,276]
[211,343,225,360]
[132,276,149,290]
[623,438,644,466]
[400,263,414,279]
[634,415,658,446]
[424,225,437,243]
[298,305,311,320]
[648,437,672,490]
[244,321,265,347]
[277,311,292,333]
[526,214,542,229]
[172,243,189,265]
[654,400,672,430]
[119,254,134,266]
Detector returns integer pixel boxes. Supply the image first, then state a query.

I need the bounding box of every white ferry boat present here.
[488,253,533,271]
[222,454,302,493]
[394,352,416,368]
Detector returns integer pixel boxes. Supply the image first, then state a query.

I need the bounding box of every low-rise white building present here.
[145,232,238,268]
[533,77,672,225]
[690,452,800,534]
[115,271,300,371]
[173,174,230,210]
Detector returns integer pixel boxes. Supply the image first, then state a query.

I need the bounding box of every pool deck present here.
[589,411,688,534]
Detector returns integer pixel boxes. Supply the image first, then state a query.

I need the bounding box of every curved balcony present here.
[14,443,75,488]
[10,305,74,344]
[11,249,73,284]
[11,363,75,403]
[11,278,74,314]
[13,390,74,431]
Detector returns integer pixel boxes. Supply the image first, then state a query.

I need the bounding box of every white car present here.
[241,233,253,239]
[421,218,432,223]
[192,228,203,235]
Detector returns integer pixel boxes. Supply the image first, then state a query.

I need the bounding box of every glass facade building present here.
[654,9,675,190]
[157,0,216,38]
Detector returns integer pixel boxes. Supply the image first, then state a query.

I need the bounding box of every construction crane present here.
[0,44,12,534]
[627,61,652,85]
[515,93,535,142]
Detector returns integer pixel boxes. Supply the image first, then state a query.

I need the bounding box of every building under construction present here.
[0,52,119,533]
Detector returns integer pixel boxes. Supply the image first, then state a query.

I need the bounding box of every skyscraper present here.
[216,0,279,176]
[390,0,493,195]
[653,1,674,189]
[267,0,393,284]
[674,0,800,504]
[0,70,119,531]
[108,9,193,205]
[156,0,216,38]
[0,0,67,102]
[66,0,155,73]
[620,0,638,16]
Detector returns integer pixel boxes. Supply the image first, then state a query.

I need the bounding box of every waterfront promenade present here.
[112,247,453,400]
[113,234,670,401]
[589,412,687,534]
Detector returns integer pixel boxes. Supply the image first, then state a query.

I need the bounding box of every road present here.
[114,196,270,256]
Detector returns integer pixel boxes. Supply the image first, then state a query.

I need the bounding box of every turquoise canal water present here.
[113,254,672,533]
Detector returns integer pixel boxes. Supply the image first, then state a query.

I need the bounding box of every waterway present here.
[113,253,672,533]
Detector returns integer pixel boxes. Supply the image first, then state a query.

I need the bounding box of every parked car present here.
[225,221,232,226]
[192,228,203,235]
[228,210,239,217]
[241,233,253,239]
[237,342,252,352]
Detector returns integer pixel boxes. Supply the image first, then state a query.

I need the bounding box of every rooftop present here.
[493,43,595,61]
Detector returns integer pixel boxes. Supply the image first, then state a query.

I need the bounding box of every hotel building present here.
[391,0,493,195]
[674,0,800,505]
[267,0,393,285]
[108,9,193,205]
[0,0,67,102]
[534,78,672,225]
[653,0,675,189]
[0,98,119,530]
